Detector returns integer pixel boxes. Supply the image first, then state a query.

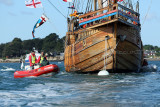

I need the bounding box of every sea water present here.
[0,61,160,107]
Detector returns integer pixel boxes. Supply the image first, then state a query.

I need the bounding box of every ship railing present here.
[78,3,140,29]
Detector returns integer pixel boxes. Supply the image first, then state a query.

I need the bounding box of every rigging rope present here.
[47,0,67,19]
[77,0,80,11]
[81,0,85,13]
[85,0,90,13]
[42,7,62,37]
[89,0,93,11]
[142,0,152,26]
[67,3,70,17]
[48,20,62,36]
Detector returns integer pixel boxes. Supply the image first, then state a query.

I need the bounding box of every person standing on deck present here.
[29,50,37,69]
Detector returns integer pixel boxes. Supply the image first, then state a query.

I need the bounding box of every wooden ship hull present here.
[64,1,143,73]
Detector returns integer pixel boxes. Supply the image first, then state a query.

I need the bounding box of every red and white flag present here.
[118,0,123,2]
[32,14,49,39]
[63,0,72,2]
[25,0,43,8]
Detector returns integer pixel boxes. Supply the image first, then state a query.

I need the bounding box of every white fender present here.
[98,70,109,76]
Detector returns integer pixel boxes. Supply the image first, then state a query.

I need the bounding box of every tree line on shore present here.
[1,35,160,59]
[0,33,65,58]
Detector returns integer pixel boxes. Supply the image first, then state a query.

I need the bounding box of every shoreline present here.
[145,58,160,61]
[0,58,159,63]
[0,57,64,63]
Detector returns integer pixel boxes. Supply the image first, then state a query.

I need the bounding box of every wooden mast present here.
[94,0,97,11]
[98,0,102,9]
[98,0,103,14]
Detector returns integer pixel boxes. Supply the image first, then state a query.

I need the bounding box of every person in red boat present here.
[37,51,49,67]
[29,50,37,69]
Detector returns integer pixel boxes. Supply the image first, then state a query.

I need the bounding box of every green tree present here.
[42,33,59,53]
[10,38,22,57]
[2,38,23,58]
[2,43,12,58]
[0,33,65,58]
[22,39,34,54]
[0,44,5,58]
[32,38,43,51]
[55,37,65,53]
[144,45,154,50]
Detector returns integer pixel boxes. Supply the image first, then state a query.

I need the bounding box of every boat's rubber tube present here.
[14,64,59,78]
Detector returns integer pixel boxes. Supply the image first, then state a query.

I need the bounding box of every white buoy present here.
[98,70,109,76]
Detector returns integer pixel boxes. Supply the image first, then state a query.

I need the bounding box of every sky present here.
[0,0,160,46]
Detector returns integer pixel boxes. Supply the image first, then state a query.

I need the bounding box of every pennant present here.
[70,10,79,17]
[118,0,123,2]
[25,0,43,8]
[63,0,72,2]
[68,5,75,9]
[32,14,48,39]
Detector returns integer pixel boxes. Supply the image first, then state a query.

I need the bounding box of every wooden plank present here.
[79,7,109,19]
[75,32,113,55]
[75,49,113,71]
[79,4,118,19]
[74,38,114,65]
[118,4,140,16]
[117,24,140,37]
[116,55,140,70]
[118,10,138,20]
[117,24,141,49]
[79,12,117,26]
[117,18,140,30]
[75,27,113,53]
[116,41,142,61]
[86,19,119,29]
[79,10,118,23]
[83,60,113,72]
[79,18,140,31]
[118,12,140,24]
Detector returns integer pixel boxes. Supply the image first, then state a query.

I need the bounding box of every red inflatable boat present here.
[14,64,59,78]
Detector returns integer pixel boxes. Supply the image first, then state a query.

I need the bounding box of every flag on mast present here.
[63,0,72,2]
[118,0,123,2]
[68,5,75,9]
[32,14,48,39]
[25,0,43,8]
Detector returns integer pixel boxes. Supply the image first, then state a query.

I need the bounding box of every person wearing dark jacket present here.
[37,51,49,67]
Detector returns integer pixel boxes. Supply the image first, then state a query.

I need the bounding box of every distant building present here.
[144,50,156,58]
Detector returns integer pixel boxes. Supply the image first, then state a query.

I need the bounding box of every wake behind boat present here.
[14,64,59,78]
[0,66,15,71]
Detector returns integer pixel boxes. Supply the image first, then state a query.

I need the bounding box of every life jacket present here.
[40,56,44,64]
[31,54,36,64]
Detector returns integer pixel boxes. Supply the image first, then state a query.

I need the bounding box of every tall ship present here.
[64,0,144,73]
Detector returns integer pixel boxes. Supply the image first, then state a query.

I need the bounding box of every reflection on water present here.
[0,61,160,106]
